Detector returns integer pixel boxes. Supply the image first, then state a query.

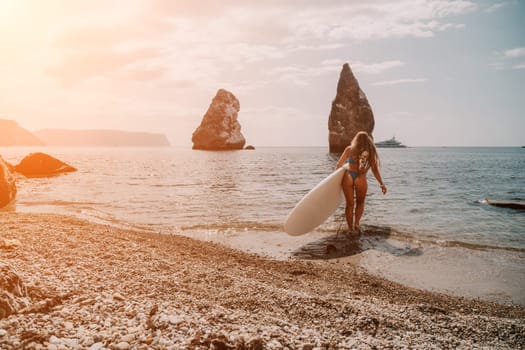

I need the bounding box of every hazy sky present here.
[1,0,524,147]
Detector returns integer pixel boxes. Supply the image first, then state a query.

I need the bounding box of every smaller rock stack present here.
[192,89,246,150]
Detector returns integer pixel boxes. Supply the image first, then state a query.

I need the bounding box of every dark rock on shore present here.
[0,263,28,320]
[485,199,525,210]
[244,145,255,150]
[328,63,375,153]
[0,156,17,208]
[14,153,77,178]
[192,89,246,150]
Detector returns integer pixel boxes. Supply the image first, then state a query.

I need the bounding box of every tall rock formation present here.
[0,156,17,208]
[0,119,44,146]
[328,63,374,153]
[192,89,246,150]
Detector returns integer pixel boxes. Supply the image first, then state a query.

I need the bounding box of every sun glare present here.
[0,0,17,18]
[0,0,26,28]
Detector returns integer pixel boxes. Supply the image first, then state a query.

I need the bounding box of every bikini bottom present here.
[347,170,358,180]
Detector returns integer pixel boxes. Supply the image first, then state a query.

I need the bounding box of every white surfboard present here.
[284,166,346,236]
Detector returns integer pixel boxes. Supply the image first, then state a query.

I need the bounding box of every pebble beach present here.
[1,212,524,349]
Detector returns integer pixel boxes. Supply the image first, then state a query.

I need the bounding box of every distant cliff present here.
[0,119,44,146]
[34,129,170,147]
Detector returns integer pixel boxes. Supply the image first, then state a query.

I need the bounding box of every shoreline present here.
[1,213,524,349]
[167,223,525,307]
[7,178,524,309]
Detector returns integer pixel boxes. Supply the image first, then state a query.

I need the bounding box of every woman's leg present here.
[354,176,368,232]
[341,173,355,231]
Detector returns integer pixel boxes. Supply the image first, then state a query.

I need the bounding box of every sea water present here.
[1,147,524,303]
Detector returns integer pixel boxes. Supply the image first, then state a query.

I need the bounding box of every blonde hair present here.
[350,131,379,168]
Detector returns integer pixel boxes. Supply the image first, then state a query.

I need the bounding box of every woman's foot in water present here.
[345,223,354,235]
[354,224,362,235]
[345,226,360,237]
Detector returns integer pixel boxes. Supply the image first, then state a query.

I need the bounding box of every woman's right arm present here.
[336,147,350,169]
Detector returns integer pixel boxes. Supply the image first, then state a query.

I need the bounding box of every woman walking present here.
[336,131,387,233]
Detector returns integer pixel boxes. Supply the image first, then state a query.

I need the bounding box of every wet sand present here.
[290,225,525,306]
[184,224,525,306]
[1,213,524,349]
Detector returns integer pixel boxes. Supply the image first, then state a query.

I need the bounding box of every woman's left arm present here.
[371,162,387,195]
